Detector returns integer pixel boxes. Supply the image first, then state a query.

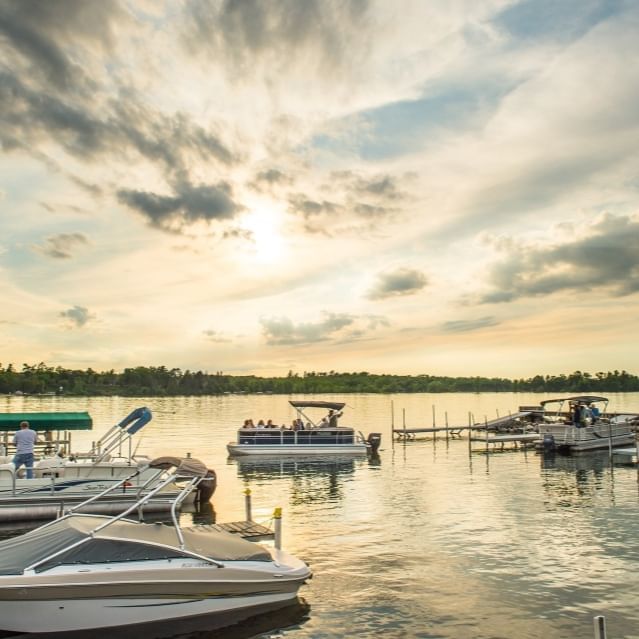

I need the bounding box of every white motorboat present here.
[0,408,215,520]
[536,395,638,453]
[0,457,310,635]
[227,400,382,456]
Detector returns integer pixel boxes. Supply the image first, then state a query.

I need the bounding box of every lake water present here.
[2,392,639,639]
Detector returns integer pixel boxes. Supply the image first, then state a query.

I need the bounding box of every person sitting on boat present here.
[266,419,276,428]
[590,404,600,423]
[579,404,592,427]
[256,419,265,429]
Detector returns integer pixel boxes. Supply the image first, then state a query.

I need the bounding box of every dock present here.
[184,521,274,541]
[393,410,538,441]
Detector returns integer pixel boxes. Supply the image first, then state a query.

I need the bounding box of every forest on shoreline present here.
[1,363,639,396]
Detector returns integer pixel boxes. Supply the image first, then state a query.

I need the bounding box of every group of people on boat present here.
[241,409,343,431]
[570,402,600,427]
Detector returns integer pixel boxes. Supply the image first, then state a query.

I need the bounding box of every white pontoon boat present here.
[0,457,310,634]
[227,400,381,456]
[536,395,638,453]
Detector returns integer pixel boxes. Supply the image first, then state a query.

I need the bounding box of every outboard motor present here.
[367,433,382,454]
[196,468,217,502]
[542,433,556,453]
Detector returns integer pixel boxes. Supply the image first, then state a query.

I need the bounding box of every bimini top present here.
[0,515,271,575]
[540,395,608,407]
[0,412,92,431]
[289,401,346,411]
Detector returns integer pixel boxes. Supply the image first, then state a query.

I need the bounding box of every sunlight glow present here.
[240,204,287,264]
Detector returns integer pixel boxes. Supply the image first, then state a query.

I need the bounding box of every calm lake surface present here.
[2,392,639,639]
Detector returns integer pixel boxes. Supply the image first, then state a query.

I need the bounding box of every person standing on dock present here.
[12,420,38,479]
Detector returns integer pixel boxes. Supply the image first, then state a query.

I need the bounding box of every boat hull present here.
[0,559,310,633]
[227,443,368,456]
[537,422,636,453]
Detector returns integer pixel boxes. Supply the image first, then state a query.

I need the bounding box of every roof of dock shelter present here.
[540,396,608,406]
[0,412,93,431]
[289,400,346,411]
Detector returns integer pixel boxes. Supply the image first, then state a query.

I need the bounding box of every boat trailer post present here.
[593,615,607,639]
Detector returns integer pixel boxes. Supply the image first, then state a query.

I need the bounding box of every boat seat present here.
[0,456,11,465]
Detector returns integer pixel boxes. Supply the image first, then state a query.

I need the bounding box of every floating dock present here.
[187,520,274,541]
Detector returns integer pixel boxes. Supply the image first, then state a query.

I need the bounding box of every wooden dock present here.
[184,520,274,541]
[393,410,537,441]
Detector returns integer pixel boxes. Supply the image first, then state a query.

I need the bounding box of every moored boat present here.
[0,408,215,520]
[227,400,381,456]
[535,395,638,453]
[0,457,309,635]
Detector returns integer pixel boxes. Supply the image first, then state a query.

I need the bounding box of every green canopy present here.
[0,412,93,431]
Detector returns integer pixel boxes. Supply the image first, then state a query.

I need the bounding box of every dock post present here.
[403,408,407,441]
[485,416,489,454]
[445,411,449,441]
[432,405,436,442]
[391,400,395,449]
[468,412,472,455]
[273,507,282,550]
[593,615,607,639]
[244,487,252,522]
[608,422,613,462]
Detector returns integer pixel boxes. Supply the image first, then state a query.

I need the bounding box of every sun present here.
[240,204,287,264]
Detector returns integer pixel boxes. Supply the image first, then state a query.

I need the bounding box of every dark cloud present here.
[183,0,371,78]
[288,195,340,218]
[367,268,428,300]
[441,316,499,333]
[479,214,639,303]
[260,312,356,345]
[118,181,242,232]
[0,0,123,92]
[60,305,93,328]
[34,233,89,259]
[250,168,292,191]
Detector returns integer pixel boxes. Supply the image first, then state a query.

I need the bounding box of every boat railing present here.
[237,428,356,445]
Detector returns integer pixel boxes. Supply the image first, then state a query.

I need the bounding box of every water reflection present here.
[230,455,368,505]
[539,450,611,508]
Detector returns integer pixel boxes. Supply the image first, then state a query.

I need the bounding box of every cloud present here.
[118,180,242,232]
[367,268,428,300]
[33,233,89,259]
[182,0,372,81]
[441,316,499,333]
[478,214,639,303]
[250,168,293,191]
[60,305,93,328]
[288,195,339,218]
[261,312,355,345]
[203,329,231,343]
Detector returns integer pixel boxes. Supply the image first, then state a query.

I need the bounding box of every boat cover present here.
[0,412,93,431]
[149,456,209,478]
[0,515,271,575]
[289,401,346,411]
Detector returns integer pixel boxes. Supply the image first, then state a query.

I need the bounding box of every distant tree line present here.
[1,363,638,396]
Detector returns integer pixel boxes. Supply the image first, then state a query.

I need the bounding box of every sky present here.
[1,0,639,379]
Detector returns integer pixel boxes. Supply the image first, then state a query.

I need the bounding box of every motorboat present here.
[535,395,638,453]
[0,456,310,635]
[0,408,215,520]
[227,400,382,456]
